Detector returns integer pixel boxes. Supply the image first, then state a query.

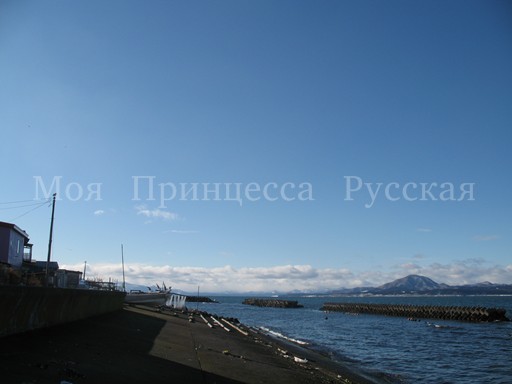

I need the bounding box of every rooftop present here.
[0,221,30,241]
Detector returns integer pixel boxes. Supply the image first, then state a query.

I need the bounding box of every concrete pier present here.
[320,302,510,322]
[0,305,378,384]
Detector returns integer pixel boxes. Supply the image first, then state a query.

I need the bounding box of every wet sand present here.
[0,305,386,383]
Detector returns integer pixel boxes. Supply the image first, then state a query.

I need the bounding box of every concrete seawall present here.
[0,286,126,337]
[321,302,510,322]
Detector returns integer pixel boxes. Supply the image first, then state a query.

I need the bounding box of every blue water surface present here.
[193,296,512,384]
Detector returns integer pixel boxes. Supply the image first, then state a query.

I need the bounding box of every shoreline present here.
[249,323,399,384]
[194,308,397,384]
[0,304,394,383]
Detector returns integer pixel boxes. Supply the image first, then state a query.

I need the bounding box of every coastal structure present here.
[0,285,126,337]
[243,298,304,308]
[321,302,510,322]
[185,295,217,303]
[0,305,376,384]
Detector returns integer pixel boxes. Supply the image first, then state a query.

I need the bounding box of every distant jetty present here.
[321,302,510,322]
[243,298,303,308]
[185,296,217,303]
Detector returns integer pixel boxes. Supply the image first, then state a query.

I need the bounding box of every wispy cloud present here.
[59,261,512,293]
[93,210,105,216]
[400,262,422,270]
[164,229,198,234]
[135,205,178,221]
[416,228,432,233]
[473,235,499,241]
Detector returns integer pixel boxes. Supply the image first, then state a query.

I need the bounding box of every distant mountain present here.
[438,281,512,295]
[375,274,447,293]
[125,275,512,296]
[327,274,512,296]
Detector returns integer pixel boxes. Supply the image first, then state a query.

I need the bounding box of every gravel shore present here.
[0,305,385,384]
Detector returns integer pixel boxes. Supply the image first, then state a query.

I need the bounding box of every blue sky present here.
[1,0,511,292]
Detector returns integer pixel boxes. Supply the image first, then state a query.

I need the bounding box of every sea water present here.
[194,296,512,383]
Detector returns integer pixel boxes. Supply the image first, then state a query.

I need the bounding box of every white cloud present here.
[94,210,105,216]
[164,229,198,234]
[59,261,512,293]
[135,205,178,221]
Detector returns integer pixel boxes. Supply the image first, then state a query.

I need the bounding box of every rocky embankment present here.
[321,302,510,322]
[185,296,218,303]
[243,298,304,308]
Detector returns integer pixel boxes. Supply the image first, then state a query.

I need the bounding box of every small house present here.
[0,221,33,268]
[55,269,82,289]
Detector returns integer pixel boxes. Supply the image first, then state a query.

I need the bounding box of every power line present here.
[0,199,42,204]
[0,200,50,210]
[8,200,50,221]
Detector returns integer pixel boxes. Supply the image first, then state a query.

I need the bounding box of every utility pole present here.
[121,244,126,292]
[45,193,57,287]
[83,261,87,280]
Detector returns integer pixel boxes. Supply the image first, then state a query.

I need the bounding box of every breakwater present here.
[0,286,126,337]
[243,298,303,308]
[185,296,217,303]
[321,302,510,322]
